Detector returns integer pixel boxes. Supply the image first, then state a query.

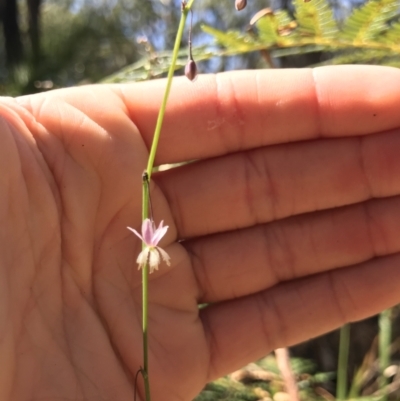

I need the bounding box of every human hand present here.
[1,65,400,401]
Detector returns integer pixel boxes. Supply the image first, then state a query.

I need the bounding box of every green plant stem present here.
[379,308,392,401]
[145,0,196,180]
[337,324,351,400]
[141,175,150,400]
[140,2,196,400]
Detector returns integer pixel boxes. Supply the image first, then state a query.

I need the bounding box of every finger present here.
[156,129,400,237]
[201,252,400,381]
[122,65,400,164]
[185,195,400,303]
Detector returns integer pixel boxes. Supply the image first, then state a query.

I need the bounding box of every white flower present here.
[128,218,171,273]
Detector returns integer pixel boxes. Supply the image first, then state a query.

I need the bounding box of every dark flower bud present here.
[235,0,247,11]
[185,58,197,81]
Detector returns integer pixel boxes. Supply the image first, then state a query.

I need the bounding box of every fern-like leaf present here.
[313,48,396,66]
[380,20,400,45]
[201,25,256,52]
[339,0,399,42]
[103,0,400,84]
[254,13,280,46]
[293,0,339,39]
[255,10,300,46]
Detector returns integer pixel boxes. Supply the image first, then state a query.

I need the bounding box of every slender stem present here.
[145,0,195,179]
[141,173,150,400]
[379,308,392,401]
[140,2,196,400]
[142,172,150,222]
[337,324,351,400]
[141,267,150,398]
[188,8,194,61]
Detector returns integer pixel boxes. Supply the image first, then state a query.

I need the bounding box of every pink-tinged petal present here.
[151,223,169,246]
[148,249,161,273]
[157,247,171,266]
[136,248,150,269]
[127,226,144,241]
[141,219,154,245]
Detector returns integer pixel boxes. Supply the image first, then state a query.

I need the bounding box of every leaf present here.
[254,13,280,46]
[104,0,400,84]
[293,0,339,39]
[201,25,256,52]
[254,10,300,47]
[379,20,400,45]
[312,48,393,66]
[340,0,399,42]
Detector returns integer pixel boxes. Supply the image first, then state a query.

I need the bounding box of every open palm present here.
[2,66,400,401]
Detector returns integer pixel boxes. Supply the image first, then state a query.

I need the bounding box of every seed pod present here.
[235,0,247,11]
[185,58,197,81]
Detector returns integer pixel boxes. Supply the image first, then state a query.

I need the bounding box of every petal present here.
[151,222,169,246]
[148,249,161,273]
[136,248,150,269]
[127,226,143,241]
[156,246,171,266]
[141,219,154,245]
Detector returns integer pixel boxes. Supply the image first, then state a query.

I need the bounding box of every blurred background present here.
[0,0,369,95]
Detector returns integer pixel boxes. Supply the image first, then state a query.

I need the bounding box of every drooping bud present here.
[185,58,197,81]
[235,0,247,11]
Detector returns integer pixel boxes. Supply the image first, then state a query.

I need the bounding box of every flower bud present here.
[185,58,197,81]
[235,0,247,11]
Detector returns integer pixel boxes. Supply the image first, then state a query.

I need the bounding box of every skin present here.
[1,65,400,401]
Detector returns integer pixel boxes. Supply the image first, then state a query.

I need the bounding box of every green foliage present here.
[195,355,335,401]
[294,0,338,39]
[195,378,259,401]
[339,0,399,42]
[106,0,400,82]
[203,0,400,62]
[38,2,139,85]
[381,20,400,44]
[0,0,157,95]
[102,46,212,83]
